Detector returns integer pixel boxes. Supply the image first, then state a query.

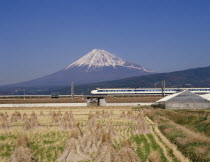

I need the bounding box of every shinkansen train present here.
[91,88,210,95]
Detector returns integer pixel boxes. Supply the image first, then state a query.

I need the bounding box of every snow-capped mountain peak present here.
[65,49,152,72]
[15,49,154,86]
[65,49,125,69]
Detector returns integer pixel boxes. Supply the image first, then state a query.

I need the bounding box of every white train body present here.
[91,88,210,95]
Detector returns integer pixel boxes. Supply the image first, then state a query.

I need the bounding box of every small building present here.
[156,90,210,109]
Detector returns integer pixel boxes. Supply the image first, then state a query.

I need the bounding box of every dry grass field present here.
[0,106,209,162]
[0,96,161,104]
[0,97,85,104]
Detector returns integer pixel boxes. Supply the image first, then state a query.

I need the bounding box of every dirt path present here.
[149,127,173,162]
[146,116,190,162]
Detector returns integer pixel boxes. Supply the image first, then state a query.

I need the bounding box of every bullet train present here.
[91,88,210,95]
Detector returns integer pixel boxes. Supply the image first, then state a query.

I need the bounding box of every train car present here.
[91,88,210,95]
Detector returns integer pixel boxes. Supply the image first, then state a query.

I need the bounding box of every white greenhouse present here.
[156,90,210,109]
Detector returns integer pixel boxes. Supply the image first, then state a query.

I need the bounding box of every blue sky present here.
[0,0,210,85]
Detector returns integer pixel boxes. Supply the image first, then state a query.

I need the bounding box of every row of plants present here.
[131,134,167,162]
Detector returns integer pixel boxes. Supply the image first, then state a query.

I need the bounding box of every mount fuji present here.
[15,49,154,86]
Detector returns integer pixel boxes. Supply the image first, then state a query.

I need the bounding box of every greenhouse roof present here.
[156,91,184,102]
[200,93,210,101]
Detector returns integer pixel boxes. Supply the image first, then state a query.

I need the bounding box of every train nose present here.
[91,90,98,94]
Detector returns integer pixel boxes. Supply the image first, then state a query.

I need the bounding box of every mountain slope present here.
[1,66,209,95]
[73,66,210,94]
[14,49,153,86]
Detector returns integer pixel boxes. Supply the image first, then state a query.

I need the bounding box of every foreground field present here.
[0,106,209,162]
[145,108,210,162]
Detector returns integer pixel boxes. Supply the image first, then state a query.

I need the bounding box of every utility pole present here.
[154,82,158,88]
[23,90,26,100]
[161,80,166,97]
[71,81,74,98]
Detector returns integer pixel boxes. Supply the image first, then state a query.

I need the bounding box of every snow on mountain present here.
[65,49,152,72]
